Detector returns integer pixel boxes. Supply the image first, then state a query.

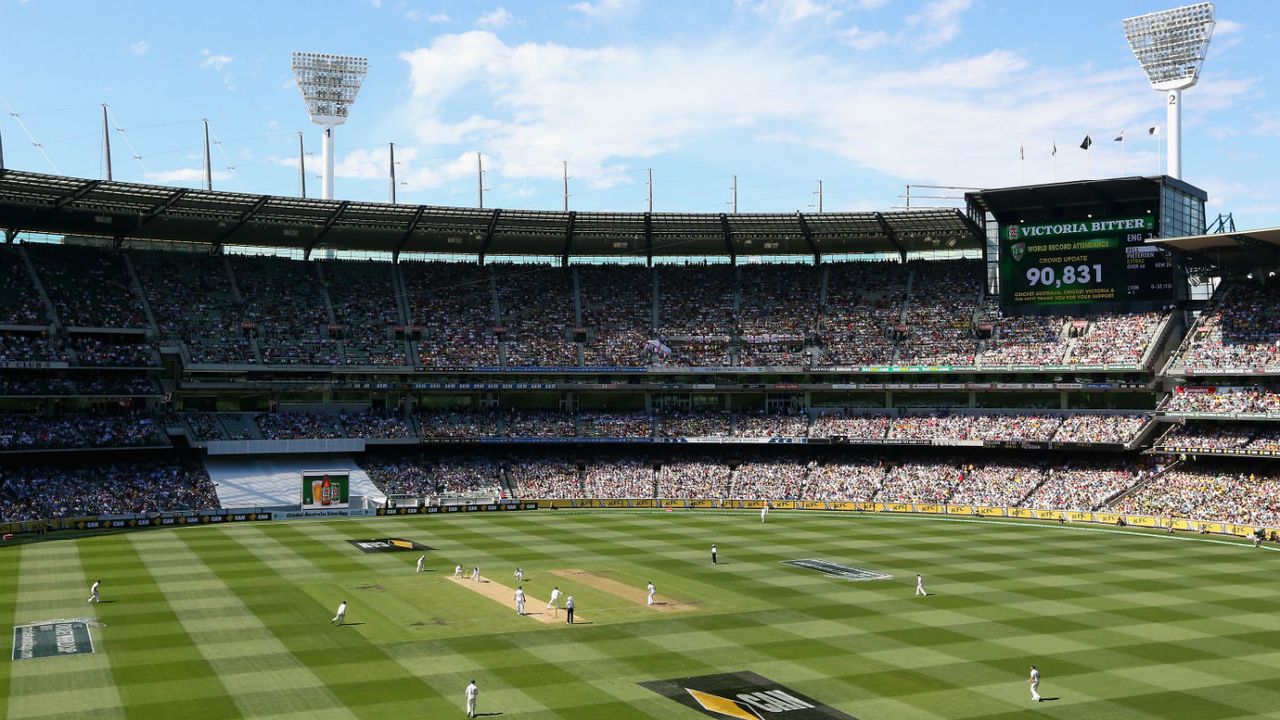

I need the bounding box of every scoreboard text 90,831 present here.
[998,215,1174,309]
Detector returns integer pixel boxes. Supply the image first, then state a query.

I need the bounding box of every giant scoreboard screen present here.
[998,214,1175,309]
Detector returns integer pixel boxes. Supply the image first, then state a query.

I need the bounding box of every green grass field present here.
[3,509,1279,719]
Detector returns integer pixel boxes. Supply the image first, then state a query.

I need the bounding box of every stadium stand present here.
[0,457,218,521]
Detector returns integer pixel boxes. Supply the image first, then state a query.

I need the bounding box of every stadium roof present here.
[965,175,1205,225]
[1147,226,1280,272]
[0,169,983,259]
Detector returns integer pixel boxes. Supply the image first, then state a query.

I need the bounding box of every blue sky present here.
[0,0,1275,227]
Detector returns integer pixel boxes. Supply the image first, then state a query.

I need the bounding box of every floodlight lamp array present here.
[291,52,369,125]
[1122,2,1215,90]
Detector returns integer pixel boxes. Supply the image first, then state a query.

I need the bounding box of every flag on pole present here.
[1114,131,1125,142]
[1019,144,1024,160]
[1051,141,1057,156]
[1080,135,1093,150]
[1148,126,1159,136]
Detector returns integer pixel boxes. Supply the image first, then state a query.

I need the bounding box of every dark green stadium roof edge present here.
[0,169,983,261]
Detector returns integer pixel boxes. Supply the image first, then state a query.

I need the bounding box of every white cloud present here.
[129,40,150,55]
[1209,18,1245,54]
[406,9,451,22]
[476,7,514,28]
[903,0,971,49]
[839,25,889,51]
[146,168,234,183]
[200,49,234,71]
[738,0,845,24]
[568,0,636,17]
[393,31,1254,192]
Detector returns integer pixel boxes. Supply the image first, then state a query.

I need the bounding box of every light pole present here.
[1122,2,1214,180]
[291,51,368,200]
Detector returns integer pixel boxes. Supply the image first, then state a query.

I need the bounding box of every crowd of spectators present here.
[975,306,1068,366]
[255,412,344,440]
[1022,463,1150,511]
[231,255,342,365]
[821,262,905,365]
[363,455,505,496]
[508,457,579,498]
[0,457,219,521]
[404,262,500,367]
[132,249,255,364]
[0,247,47,325]
[1180,282,1280,373]
[732,411,808,438]
[417,409,502,439]
[579,412,652,439]
[946,462,1043,506]
[337,411,415,440]
[657,458,732,499]
[0,332,67,362]
[579,266,653,367]
[0,375,155,396]
[505,409,577,438]
[1,412,165,450]
[1164,386,1280,416]
[810,412,893,440]
[320,260,407,366]
[498,265,577,367]
[1114,462,1280,526]
[897,261,982,366]
[737,265,815,367]
[656,266,735,366]
[1156,422,1280,454]
[801,460,885,501]
[1067,312,1164,366]
[183,413,254,441]
[1055,414,1147,444]
[27,244,147,328]
[877,460,960,503]
[657,410,732,438]
[70,336,158,367]
[584,459,654,498]
[731,459,808,499]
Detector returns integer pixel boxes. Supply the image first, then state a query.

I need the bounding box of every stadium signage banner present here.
[641,671,858,719]
[999,213,1176,309]
[300,470,349,510]
[12,621,94,661]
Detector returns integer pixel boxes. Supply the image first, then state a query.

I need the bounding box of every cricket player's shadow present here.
[473,713,503,717]
[339,622,366,627]
[1039,697,1061,702]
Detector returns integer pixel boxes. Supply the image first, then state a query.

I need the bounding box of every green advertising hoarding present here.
[301,470,350,510]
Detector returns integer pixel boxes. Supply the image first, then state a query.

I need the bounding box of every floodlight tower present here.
[291,52,368,200]
[1122,2,1215,180]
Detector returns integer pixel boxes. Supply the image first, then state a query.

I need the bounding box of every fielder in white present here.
[514,567,524,584]
[547,586,562,611]
[1028,665,1041,702]
[514,587,526,615]
[646,581,656,606]
[87,579,101,604]
[416,555,426,573]
[915,574,927,597]
[465,679,478,717]
[453,564,463,578]
[761,503,769,523]
[471,566,481,583]
[331,600,348,626]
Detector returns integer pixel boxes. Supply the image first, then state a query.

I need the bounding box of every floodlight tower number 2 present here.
[291,52,369,200]
[1123,3,1215,181]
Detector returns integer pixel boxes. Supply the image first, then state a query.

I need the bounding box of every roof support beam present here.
[478,208,502,265]
[644,212,653,267]
[5,228,18,244]
[304,200,350,260]
[136,188,188,230]
[212,195,270,255]
[393,205,426,263]
[40,179,102,220]
[874,212,907,262]
[796,213,820,265]
[720,214,736,265]
[562,211,576,267]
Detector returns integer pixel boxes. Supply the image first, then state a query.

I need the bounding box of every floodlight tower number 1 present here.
[291,52,369,200]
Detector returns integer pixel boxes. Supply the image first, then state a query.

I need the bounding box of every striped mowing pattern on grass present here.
[3,510,1279,719]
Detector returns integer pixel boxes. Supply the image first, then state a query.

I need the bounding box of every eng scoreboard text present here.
[999,215,1174,309]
